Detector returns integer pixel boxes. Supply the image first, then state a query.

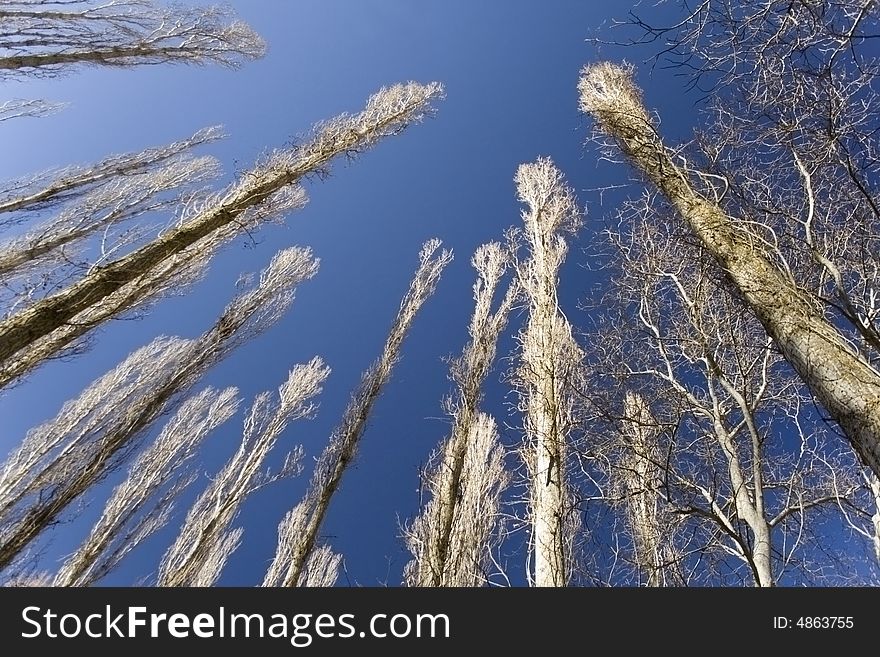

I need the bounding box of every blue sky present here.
[0,1,716,586]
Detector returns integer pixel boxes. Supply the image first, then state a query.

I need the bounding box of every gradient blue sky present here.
[0,1,702,586]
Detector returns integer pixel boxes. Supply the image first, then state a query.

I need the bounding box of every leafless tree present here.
[403,412,510,586]
[620,0,880,368]
[614,391,684,586]
[158,358,330,587]
[0,245,318,573]
[0,1,265,77]
[0,150,222,318]
[0,125,223,220]
[403,242,517,586]
[579,59,880,480]
[0,81,443,389]
[54,386,241,586]
[263,239,452,587]
[578,201,876,585]
[0,99,67,123]
[508,158,584,587]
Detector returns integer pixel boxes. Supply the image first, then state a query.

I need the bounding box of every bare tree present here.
[403,412,510,586]
[0,1,265,77]
[0,246,318,572]
[403,242,516,586]
[578,203,874,585]
[158,358,330,587]
[0,81,444,389]
[618,0,880,370]
[53,386,241,587]
[0,99,67,123]
[509,158,583,587]
[579,60,880,480]
[0,125,223,220]
[263,239,453,587]
[616,391,682,587]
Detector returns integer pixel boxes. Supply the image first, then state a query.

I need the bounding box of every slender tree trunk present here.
[265,239,452,587]
[514,158,582,587]
[870,474,880,566]
[407,242,516,586]
[621,392,668,587]
[712,420,773,586]
[0,46,217,71]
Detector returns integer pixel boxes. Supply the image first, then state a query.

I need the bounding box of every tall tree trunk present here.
[264,239,452,587]
[621,392,672,587]
[579,62,880,478]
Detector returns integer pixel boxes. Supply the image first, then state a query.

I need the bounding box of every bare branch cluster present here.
[578,189,877,585]
[0,81,443,390]
[0,99,67,122]
[158,358,329,587]
[0,0,266,77]
[264,239,452,587]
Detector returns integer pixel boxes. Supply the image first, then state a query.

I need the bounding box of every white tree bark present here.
[620,392,675,587]
[870,474,880,565]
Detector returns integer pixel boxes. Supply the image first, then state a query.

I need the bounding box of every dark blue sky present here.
[0,1,700,586]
